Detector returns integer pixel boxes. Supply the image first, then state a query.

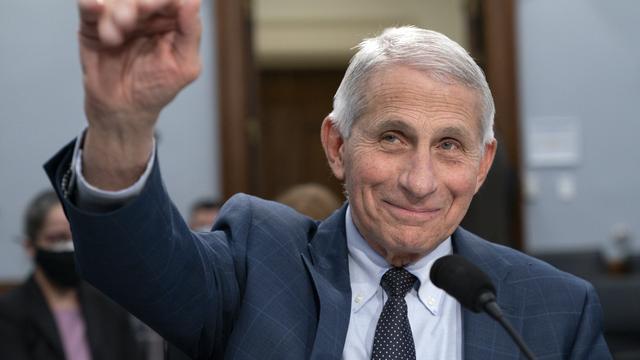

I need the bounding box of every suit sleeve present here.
[44,140,242,359]
[569,282,612,360]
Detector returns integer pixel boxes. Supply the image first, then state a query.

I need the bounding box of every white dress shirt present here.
[70,135,462,359]
[343,207,461,359]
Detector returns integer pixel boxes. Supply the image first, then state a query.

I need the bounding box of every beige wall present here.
[254,0,469,68]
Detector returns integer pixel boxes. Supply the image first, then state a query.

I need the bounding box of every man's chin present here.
[380,235,443,260]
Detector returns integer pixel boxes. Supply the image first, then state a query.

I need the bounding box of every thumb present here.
[174,0,202,60]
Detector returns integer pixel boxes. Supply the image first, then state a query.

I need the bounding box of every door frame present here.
[214,0,523,247]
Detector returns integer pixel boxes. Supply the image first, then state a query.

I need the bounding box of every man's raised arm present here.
[77,0,201,190]
[41,4,239,356]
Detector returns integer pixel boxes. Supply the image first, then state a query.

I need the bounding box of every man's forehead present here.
[368,66,477,102]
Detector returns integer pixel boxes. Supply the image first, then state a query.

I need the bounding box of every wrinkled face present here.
[322,66,496,265]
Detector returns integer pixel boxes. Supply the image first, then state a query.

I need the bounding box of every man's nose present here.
[398,150,438,199]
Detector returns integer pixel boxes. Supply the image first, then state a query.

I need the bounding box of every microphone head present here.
[430,254,496,313]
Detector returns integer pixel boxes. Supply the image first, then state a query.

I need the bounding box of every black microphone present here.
[430,254,536,360]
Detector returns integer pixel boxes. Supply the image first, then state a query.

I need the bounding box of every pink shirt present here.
[52,308,92,360]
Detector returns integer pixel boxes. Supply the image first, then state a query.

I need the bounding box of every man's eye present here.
[439,140,459,150]
[382,134,400,143]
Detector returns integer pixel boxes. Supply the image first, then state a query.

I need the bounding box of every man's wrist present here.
[72,129,156,211]
[81,126,155,190]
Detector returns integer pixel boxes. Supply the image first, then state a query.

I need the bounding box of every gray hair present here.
[24,190,60,244]
[329,26,495,144]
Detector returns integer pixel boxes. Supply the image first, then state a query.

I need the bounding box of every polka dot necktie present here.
[371,267,418,360]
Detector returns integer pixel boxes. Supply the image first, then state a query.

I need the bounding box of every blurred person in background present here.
[275,183,342,220]
[0,190,142,360]
[188,198,223,231]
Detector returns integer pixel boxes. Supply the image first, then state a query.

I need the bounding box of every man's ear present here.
[321,116,346,181]
[474,139,497,193]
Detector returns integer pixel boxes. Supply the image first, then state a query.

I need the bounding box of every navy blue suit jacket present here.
[45,141,610,359]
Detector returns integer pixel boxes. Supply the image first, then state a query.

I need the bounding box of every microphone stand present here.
[480,293,536,360]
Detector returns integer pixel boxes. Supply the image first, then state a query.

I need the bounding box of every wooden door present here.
[254,69,345,200]
[216,0,522,248]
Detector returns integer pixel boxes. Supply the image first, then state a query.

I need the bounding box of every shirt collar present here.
[345,205,453,315]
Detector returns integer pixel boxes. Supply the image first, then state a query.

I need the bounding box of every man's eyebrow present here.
[435,126,474,141]
[367,119,478,142]
[370,119,416,135]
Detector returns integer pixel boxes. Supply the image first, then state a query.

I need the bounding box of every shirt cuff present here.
[72,129,156,210]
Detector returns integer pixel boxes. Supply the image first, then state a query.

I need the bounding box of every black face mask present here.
[35,249,80,288]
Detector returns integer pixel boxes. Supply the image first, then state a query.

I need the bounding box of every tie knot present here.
[380,267,417,298]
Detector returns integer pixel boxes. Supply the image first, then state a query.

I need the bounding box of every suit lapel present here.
[453,228,526,359]
[300,217,529,359]
[302,204,352,360]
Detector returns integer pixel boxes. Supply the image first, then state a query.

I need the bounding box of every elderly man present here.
[45,0,610,359]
